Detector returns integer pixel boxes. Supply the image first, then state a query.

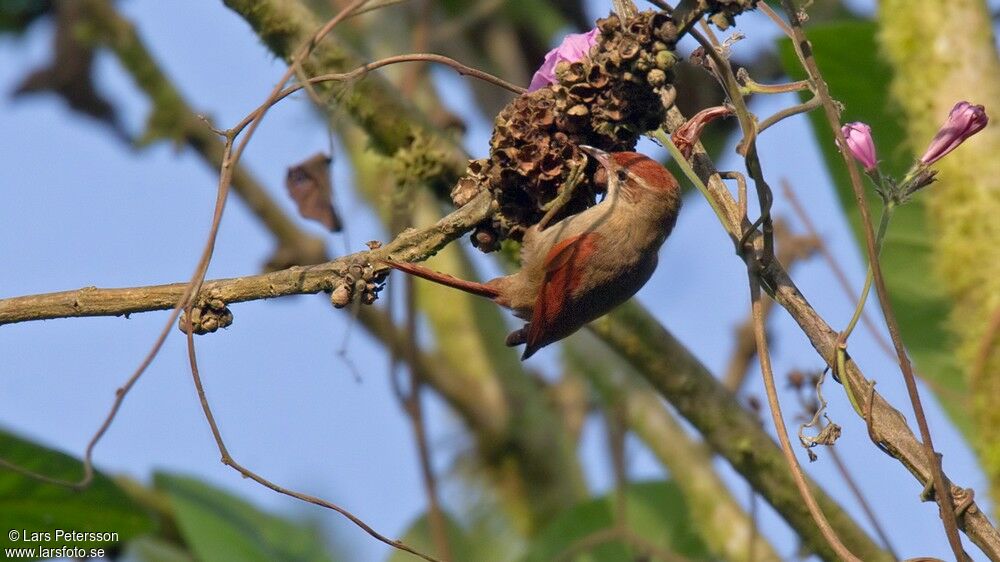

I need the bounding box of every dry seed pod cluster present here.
[704,0,760,29]
[330,263,388,308]
[179,297,234,335]
[454,11,680,251]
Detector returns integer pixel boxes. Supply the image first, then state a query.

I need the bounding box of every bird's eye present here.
[615,169,629,183]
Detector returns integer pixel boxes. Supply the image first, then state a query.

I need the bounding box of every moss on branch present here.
[77,0,326,269]
[223,0,467,197]
[590,302,892,562]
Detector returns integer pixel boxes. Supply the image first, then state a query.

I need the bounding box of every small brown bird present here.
[386,146,682,359]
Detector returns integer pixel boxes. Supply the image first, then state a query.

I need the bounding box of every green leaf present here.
[124,537,196,562]
[154,472,336,562]
[0,0,51,35]
[777,21,969,434]
[0,429,155,556]
[520,480,710,562]
[386,511,480,562]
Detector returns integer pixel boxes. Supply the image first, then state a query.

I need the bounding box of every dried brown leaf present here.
[285,152,342,232]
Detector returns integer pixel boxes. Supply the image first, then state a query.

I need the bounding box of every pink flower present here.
[919,101,989,165]
[527,28,600,92]
[841,122,878,171]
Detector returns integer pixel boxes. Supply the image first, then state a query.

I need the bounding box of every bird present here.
[385,145,682,359]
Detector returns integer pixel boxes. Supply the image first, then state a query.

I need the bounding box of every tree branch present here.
[0,192,491,326]
[589,302,891,562]
[777,2,966,557]
[748,272,862,561]
[567,335,783,562]
[659,102,1000,559]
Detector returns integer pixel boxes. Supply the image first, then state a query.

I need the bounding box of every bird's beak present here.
[579,145,613,169]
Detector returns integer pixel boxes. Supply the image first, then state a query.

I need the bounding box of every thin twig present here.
[0,0,363,500]
[230,53,524,138]
[182,320,439,562]
[724,221,818,392]
[777,3,968,558]
[779,179,895,359]
[691,21,774,257]
[791,383,899,558]
[757,96,822,135]
[746,273,862,562]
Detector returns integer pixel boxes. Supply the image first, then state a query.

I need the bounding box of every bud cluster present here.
[455,11,681,251]
[840,102,988,205]
[330,262,388,308]
[179,296,234,335]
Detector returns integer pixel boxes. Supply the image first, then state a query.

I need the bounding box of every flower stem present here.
[653,128,737,239]
[842,202,895,341]
[838,202,895,417]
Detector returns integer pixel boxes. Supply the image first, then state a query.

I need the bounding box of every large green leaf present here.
[154,473,336,562]
[520,480,710,562]
[124,536,196,562]
[386,510,508,562]
[776,21,968,434]
[0,429,155,556]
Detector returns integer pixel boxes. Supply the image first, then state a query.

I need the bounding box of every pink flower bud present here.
[527,28,600,92]
[919,101,989,165]
[841,122,878,171]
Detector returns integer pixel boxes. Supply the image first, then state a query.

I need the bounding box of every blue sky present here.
[0,0,993,560]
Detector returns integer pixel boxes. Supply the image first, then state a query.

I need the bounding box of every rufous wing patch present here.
[522,232,602,359]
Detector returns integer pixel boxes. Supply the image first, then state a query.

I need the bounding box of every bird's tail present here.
[383,259,501,300]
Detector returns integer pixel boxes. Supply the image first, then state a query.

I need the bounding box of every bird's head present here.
[579,145,680,203]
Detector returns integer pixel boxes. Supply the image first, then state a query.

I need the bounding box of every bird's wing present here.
[523,232,602,358]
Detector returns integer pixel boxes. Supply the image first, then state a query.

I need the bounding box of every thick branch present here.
[0,192,491,326]
[661,105,1000,559]
[765,261,1000,559]
[567,336,783,562]
[589,302,891,562]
